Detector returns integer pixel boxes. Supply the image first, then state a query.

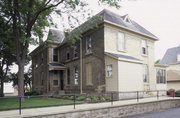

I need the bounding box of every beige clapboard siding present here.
[104,24,156,91]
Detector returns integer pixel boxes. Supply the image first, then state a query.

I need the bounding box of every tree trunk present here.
[18,62,25,97]
[0,78,4,97]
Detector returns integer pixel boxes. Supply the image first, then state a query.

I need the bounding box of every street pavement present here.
[122,107,180,118]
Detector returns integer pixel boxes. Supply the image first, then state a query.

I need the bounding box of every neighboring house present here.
[160,46,180,90]
[31,9,161,95]
[3,82,18,96]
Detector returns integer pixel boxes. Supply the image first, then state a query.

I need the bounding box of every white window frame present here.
[73,47,78,58]
[156,68,166,84]
[74,66,79,85]
[141,40,148,55]
[106,64,113,77]
[53,48,58,62]
[86,36,92,53]
[117,32,125,51]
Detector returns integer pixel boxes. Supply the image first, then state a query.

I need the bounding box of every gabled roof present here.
[98,9,158,40]
[60,9,158,45]
[160,46,180,65]
[167,70,180,82]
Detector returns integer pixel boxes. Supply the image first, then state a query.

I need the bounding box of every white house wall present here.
[118,61,143,91]
[4,82,14,93]
[104,24,156,91]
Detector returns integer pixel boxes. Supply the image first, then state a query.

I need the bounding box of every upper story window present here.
[74,66,79,85]
[53,48,58,62]
[117,32,125,51]
[106,64,113,77]
[73,47,78,58]
[86,36,92,53]
[41,52,44,62]
[66,50,70,60]
[141,40,147,55]
[156,68,166,84]
[143,64,149,83]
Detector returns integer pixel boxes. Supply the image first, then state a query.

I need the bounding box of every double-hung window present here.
[141,40,147,55]
[156,68,166,84]
[66,50,70,60]
[86,36,92,53]
[106,65,113,77]
[74,66,79,85]
[117,32,125,51]
[73,47,78,58]
[53,48,58,62]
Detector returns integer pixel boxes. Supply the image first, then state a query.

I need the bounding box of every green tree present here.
[9,67,32,92]
[0,17,16,97]
[0,0,120,97]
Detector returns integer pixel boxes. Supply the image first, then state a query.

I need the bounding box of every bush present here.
[175,90,180,97]
[76,95,86,101]
[0,93,4,97]
[25,91,40,96]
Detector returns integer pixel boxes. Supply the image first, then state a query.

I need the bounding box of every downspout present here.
[80,39,83,94]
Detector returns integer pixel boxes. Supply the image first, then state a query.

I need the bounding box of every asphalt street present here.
[122,107,180,118]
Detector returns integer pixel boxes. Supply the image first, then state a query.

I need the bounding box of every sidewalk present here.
[0,97,177,118]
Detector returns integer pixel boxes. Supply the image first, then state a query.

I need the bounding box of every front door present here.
[60,71,64,90]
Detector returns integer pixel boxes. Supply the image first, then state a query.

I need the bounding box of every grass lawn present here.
[0,97,73,110]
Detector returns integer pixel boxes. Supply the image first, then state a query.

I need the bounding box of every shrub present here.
[76,95,86,101]
[24,91,40,96]
[175,90,180,97]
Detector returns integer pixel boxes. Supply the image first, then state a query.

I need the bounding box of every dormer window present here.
[53,48,58,62]
[123,15,132,24]
[177,54,180,61]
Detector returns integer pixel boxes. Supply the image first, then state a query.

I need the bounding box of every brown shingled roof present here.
[167,70,180,82]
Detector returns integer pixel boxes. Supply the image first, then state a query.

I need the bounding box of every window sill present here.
[65,59,71,62]
[85,52,92,55]
[106,76,113,78]
[143,83,149,85]
[141,54,148,57]
[73,57,78,60]
[118,50,126,53]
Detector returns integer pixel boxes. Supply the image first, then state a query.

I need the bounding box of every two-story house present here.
[160,46,180,90]
[30,9,160,95]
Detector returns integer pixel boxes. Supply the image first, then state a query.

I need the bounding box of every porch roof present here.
[49,62,66,71]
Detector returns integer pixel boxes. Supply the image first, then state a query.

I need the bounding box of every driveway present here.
[122,107,180,118]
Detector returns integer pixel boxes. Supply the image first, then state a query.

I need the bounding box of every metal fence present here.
[0,90,172,115]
